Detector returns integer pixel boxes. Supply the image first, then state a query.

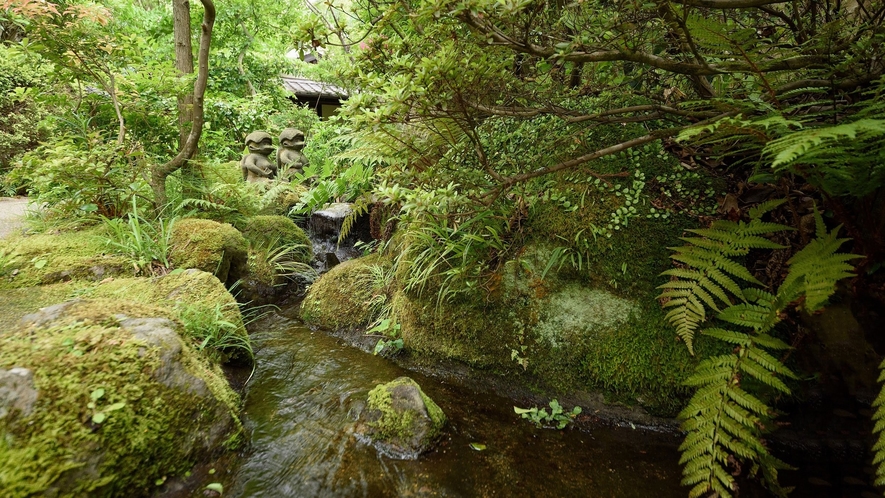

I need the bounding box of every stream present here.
[225,312,687,497]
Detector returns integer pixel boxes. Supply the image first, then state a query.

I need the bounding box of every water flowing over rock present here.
[355,377,446,459]
[307,202,372,273]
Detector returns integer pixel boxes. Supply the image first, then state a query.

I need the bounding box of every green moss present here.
[0,299,242,497]
[169,218,247,284]
[236,215,312,263]
[0,226,130,290]
[76,271,249,362]
[365,377,446,445]
[300,255,386,329]
[0,283,87,331]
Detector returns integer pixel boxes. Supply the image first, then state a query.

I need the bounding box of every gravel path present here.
[0,197,29,239]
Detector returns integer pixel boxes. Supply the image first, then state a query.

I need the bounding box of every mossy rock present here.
[0,299,242,497]
[88,270,249,362]
[355,377,446,459]
[300,254,386,330]
[169,218,247,286]
[0,226,131,290]
[237,215,312,263]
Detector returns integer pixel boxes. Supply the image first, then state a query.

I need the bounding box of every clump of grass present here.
[247,236,316,286]
[101,198,176,274]
[176,302,253,363]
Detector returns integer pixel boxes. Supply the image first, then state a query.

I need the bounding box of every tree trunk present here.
[151,0,215,209]
[173,0,195,149]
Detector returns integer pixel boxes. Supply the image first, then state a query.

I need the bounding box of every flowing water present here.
[227,313,687,497]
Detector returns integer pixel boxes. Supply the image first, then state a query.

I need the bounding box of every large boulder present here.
[237,215,312,263]
[355,377,446,459]
[234,215,314,305]
[300,254,386,330]
[87,270,250,363]
[0,299,242,497]
[169,218,247,286]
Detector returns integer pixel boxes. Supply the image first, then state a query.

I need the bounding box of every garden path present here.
[0,197,28,239]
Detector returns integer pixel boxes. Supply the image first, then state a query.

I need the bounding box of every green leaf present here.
[205,482,224,494]
[92,412,106,424]
[469,442,487,451]
[91,388,105,401]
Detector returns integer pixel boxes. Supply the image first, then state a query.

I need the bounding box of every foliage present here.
[101,199,175,274]
[514,399,582,430]
[8,133,150,219]
[298,0,884,211]
[176,299,253,362]
[658,199,791,354]
[679,83,885,198]
[671,207,858,497]
[0,44,48,171]
[0,247,20,277]
[290,161,374,217]
[245,237,316,288]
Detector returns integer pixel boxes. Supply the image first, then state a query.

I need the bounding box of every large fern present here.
[764,118,885,197]
[675,211,858,498]
[658,199,792,354]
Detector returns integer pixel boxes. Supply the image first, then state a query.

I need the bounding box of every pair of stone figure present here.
[241,128,307,183]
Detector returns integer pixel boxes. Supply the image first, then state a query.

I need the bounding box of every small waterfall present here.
[305,203,373,273]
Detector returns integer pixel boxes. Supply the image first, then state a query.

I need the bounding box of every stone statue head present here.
[279,128,305,151]
[244,131,275,155]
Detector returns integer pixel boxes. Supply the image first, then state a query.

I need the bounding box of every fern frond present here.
[780,215,860,311]
[338,192,373,244]
[717,303,776,330]
[679,341,787,498]
[747,199,787,219]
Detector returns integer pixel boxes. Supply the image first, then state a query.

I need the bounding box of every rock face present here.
[0,367,37,421]
[0,299,242,497]
[355,377,446,459]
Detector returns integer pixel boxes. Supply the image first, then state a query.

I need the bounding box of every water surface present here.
[228,315,685,497]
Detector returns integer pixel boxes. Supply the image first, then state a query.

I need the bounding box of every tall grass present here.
[176,302,253,362]
[101,198,175,274]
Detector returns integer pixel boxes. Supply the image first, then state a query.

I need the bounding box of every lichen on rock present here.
[355,377,446,459]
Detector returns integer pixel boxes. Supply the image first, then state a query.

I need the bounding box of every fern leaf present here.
[738,357,791,393]
[717,303,775,330]
[780,220,859,312]
[702,327,751,346]
[747,199,787,219]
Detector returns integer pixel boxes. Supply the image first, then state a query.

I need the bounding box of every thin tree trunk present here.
[173,0,195,150]
[151,0,215,209]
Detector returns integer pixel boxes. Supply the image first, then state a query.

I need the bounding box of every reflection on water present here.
[229,315,685,497]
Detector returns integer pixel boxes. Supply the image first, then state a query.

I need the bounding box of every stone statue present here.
[241,131,277,182]
[277,128,308,180]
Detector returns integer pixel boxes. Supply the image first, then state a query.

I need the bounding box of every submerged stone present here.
[355,377,446,459]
